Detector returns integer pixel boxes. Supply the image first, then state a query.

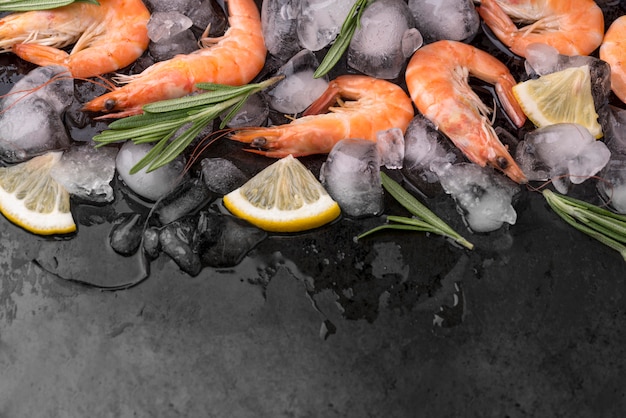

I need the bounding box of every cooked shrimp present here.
[600,15,626,104]
[477,0,604,57]
[405,40,527,183]
[229,75,415,157]
[0,0,150,78]
[82,0,266,118]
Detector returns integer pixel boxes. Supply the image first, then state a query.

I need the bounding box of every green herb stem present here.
[358,172,474,250]
[543,189,626,262]
[313,0,371,79]
[93,76,283,173]
[0,0,98,11]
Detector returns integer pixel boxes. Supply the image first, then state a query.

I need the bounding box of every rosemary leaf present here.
[380,172,474,249]
[128,132,175,174]
[144,77,282,113]
[219,93,250,129]
[543,189,626,262]
[357,223,434,240]
[314,0,371,79]
[358,173,474,250]
[0,0,98,11]
[93,76,283,173]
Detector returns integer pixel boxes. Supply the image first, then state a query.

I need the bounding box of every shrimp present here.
[0,0,150,78]
[405,40,527,183]
[600,15,626,105]
[477,0,604,57]
[82,0,266,118]
[229,75,415,157]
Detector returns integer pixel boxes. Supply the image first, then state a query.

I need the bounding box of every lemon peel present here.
[513,65,603,138]
[223,155,340,232]
[0,152,76,235]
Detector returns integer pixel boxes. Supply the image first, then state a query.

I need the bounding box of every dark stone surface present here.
[1,2,625,416]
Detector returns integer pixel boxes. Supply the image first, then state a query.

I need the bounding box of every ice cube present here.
[115,141,186,201]
[376,128,405,169]
[266,49,329,114]
[320,138,383,218]
[0,65,74,163]
[408,0,480,43]
[50,144,118,203]
[262,0,302,61]
[147,11,193,42]
[347,0,422,80]
[434,163,520,233]
[516,123,610,193]
[597,156,626,214]
[297,0,357,51]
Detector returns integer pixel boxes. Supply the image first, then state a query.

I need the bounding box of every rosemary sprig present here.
[543,189,626,262]
[93,76,283,174]
[358,172,474,250]
[313,0,371,79]
[0,0,98,11]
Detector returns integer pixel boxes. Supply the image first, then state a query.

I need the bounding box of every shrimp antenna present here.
[183,128,234,175]
[0,70,117,115]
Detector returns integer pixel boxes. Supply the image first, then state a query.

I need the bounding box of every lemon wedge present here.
[0,152,76,235]
[512,65,603,138]
[223,155,340,232]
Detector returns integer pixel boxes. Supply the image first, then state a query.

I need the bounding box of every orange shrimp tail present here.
[476,0,522,54]
[302,82,341,116]
[495,78,526,128]
[13,44,70,70]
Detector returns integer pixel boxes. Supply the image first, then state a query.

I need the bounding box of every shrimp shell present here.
[82,0,266,118]
[600,15,626,104]
[405,40,527,183]
[0,0,150,78]
[477,0,604,57]
[229,74,415,158]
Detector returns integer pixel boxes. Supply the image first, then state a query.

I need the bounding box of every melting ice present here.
[403,114,459,181]
[221,93,269,129]
[597,107,626,214]
[50,144,118,203]
[115,141,186,201]
[320,138,383,218]
[147,11,193,43]
[376,128,405,169]
[297,0,357,51]
[407,0,480,43]
[265,49,329,114]
[0,65,73,163]
[200,157,249,195]
[433,163,520,233]
[597,157,626,214]
[144,0,227,61]
[262,0,302,61]
[347,0,422,80]
[515,123,611,194]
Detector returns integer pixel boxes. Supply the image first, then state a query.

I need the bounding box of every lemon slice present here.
[0,152,76,235]
[223,155,340,232]
[513,65,603,138]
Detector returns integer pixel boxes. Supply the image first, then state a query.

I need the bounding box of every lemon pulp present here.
[223,155,340,232]
[512,65,603,138]
[0,152,76,235]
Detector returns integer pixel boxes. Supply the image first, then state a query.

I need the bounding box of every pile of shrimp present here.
[0,0,625,187]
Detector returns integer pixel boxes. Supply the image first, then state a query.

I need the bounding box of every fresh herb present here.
[313,0,371,79]
[358,172,474,250]
[93,76,283,174]
[543,189,626,262]
[0,0,99,11]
